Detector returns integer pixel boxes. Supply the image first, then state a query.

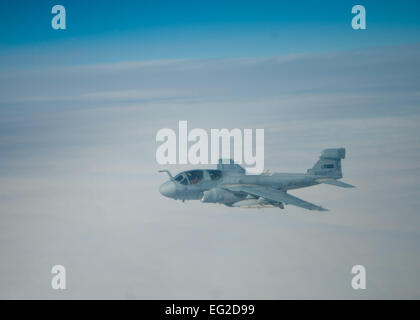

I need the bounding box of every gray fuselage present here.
[159,170,320,203]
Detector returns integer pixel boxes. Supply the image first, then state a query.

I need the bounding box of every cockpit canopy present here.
[174,170,222,185]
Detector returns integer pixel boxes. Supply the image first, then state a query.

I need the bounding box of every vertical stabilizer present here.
[307,148,346,178]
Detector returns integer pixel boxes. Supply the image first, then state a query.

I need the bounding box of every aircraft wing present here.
[316,178,355,188]
[223,185,328,211]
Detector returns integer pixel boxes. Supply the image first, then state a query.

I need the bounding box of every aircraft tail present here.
[307,148,346,179]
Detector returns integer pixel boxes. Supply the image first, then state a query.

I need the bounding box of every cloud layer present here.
[0,44,420,299]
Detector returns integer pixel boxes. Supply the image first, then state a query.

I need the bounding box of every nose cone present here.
[159,181,177,198]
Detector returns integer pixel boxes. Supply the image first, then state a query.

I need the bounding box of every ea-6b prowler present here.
[158,148,354,211]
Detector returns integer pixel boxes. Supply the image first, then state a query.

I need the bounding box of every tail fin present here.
[307,148,346,179]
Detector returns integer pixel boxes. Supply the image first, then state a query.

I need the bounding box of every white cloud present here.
[1,45,420,299]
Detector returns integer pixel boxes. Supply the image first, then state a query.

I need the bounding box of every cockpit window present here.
[174,174,189,185]
[185,170,203,185]
[208,170,222,181]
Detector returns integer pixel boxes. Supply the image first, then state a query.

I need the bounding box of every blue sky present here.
[1,0,420,66]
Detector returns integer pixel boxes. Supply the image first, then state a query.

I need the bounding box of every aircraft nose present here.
[159,181,177,198]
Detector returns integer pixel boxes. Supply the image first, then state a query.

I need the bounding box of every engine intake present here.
[201,188,240,203]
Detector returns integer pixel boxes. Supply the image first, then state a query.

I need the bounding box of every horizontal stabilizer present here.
[319,179,355,188]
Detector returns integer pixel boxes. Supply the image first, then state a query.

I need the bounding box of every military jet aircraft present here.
[158,148,354,211]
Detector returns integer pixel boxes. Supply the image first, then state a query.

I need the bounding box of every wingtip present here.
[316,206,329,212]
[343,182,356,188]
